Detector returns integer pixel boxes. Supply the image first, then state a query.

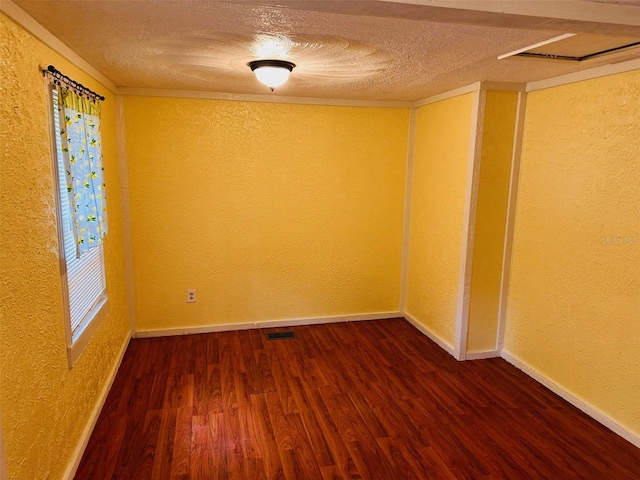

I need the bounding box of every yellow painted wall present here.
[406,94,474,347]
[467,91,518,353]
[124,97,408,331]
[0,14,130,480]
[505,70,640,436]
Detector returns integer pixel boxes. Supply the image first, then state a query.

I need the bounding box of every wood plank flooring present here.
[76,318,640,479]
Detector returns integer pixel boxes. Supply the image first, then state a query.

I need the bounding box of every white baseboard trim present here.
[135,311,402,338]
[402,313,455,357]
[501,351,640,449]
[63,331,131,480]
[465,350,499,360]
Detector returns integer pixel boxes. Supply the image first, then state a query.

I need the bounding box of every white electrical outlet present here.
[186,289,196,303]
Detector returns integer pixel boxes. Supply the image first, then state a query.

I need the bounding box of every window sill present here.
[67,296,110,368]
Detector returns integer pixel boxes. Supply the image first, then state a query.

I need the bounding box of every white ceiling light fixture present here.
[248,59,296,91]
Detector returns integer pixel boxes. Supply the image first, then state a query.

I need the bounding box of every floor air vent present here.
[267,331,296,340]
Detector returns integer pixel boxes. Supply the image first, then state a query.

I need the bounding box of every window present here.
[50,86,109,367]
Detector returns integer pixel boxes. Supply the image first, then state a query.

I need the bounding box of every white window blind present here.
[52,88,107,340]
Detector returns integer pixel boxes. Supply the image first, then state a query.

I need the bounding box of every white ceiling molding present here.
[480,82,527,92]
[413,82,482,108]
[526,56,640,91]
[118,87,413,109]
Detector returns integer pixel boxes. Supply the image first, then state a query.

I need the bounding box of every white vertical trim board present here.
[453,88,486,361]
[135,312,402,338]
[115,96,137,336]
[0,415,7,480]
[501,351,640,449]
[0,0,118,93]
[403,313,455,357]
[400,107,417,313]
[496,91,528,353]
[63,332,131,480]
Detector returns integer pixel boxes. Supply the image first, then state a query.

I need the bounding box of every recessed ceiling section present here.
[8,0,640,101]
[507,33,640,62]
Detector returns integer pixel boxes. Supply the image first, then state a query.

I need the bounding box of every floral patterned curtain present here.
[56,87,108,256]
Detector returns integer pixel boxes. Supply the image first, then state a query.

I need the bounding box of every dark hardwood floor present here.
[76,318,640,479]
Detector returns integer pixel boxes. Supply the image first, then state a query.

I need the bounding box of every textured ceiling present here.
[10,0,640,101]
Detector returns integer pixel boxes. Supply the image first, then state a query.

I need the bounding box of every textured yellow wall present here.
[406,94,474,347]
[0,14,130,480]
[505,70,640,436]
[467,91,518,353]
[124,97,408,331]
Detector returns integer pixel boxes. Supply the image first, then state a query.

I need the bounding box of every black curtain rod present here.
[43,65,105,102]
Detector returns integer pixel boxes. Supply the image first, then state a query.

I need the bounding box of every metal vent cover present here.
[266,331,296,340]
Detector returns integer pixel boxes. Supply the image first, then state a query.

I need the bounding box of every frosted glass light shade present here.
[248,60,295,90]
[254,66,291,89]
